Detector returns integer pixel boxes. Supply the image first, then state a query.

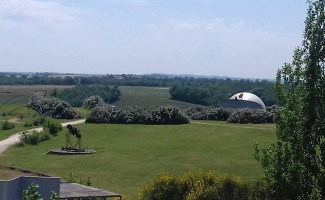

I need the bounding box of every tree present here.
[22,184,60,200]
[255,1,325,199]
[22,184,43,200]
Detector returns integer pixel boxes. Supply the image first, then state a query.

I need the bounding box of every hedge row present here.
[86,105,190,125]
[226,109,275,124]
[185,106,232,121]
[185,106,276,124]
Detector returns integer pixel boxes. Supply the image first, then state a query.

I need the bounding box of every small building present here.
[219,92,266,110]
[0,166,122,200]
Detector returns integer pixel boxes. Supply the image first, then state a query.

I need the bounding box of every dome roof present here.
[229,92,266,110]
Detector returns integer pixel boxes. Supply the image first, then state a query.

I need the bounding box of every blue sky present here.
[0,0,308,78]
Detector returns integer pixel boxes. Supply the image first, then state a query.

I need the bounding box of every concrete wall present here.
[0,176,60,200]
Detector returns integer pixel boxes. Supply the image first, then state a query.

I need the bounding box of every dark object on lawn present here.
[64,124,82,151]
[47,124,96,155]
[67,124,81,138]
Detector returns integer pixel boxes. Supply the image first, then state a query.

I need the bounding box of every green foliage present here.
[43,119,62,136]
[50,192,60,200]
[22,184,43,200]
[33,117,46,126]
[24,121,33,127]
[185,106,232,121]
[22,184,59,200]
[227,109,275,124]
[137,170,270,200]
[86,105,190,125]
[169,80,276,107]
[19,130,50,145]
[2,120,15,130]
[255,1,325,199]
[59,85,120,107]
[82,95,106,109]
[147,107,190,125]
[28,92,80,119]
[65,172,92,186]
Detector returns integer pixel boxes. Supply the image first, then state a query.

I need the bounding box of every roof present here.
[60,182,122,199]
[229,92,266,110]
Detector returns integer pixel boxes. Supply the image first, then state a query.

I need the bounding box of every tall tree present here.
[255,0,325,199]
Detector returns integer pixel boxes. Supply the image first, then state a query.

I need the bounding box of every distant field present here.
[112,86,195,110]
[0,85,74,105]
[0,121,276,199]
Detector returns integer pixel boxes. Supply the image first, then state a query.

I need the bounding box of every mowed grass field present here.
[112,86,195,110]
[0,85,74,105]
[0,121,276,199]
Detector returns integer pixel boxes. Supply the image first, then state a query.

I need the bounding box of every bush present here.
[186,106,232,121]
[19,130,50,145]
[226,109,275,124]
[82,95,106,109]
[2,120,15,130]
[137,170,270,200]
[86,106,189,125]
[28,92,80,119]
[147,107,190,125]
[24,121,33,127]
[43,119,62,136]
[33,117,46,126]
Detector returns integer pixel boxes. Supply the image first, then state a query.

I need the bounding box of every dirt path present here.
[191,121,275,130]
[0,119,85,156]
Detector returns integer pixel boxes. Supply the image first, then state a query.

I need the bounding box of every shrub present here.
[43,119,62,136]
[19,130,50,145]
[65,172,92,187]
[33,117,46,126]
[28,92,80,119]
[136,170,264,200]
[147,107,190,125]
[226,109,275,124]
[82,95,106,109]
[186,106,232,121]
[22,184,42,200]
[24,121,33,127]
[2,120,15,130]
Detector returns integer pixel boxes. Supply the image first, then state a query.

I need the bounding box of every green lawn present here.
[0,85,74,105]
[112,86,195,110]
[0,121,275,199]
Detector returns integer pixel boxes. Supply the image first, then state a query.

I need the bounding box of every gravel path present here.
[0,119,85,156]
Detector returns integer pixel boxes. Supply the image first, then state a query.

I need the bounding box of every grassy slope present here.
[0,121,275,199]
[112,86,195,110]
[0,85,74,105]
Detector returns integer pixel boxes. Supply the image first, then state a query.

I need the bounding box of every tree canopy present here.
[255,1,325,199]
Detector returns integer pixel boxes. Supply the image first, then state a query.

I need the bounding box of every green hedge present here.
[137,170,272,200]
[86,106,190,125]
[185,106,232,121]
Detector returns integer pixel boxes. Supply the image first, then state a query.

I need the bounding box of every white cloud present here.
[0,0,75,27]
[142,18,299,78]
[100,0,153,7]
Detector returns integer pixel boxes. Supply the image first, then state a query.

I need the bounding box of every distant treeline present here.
[57,85,120,107]
[0,74,276,106]
[169,79,276,106]
[0,74,273,87]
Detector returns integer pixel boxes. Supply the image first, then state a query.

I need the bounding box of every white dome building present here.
[219,92,266,110]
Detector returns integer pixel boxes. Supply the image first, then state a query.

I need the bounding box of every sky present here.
[0,0,309,79]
